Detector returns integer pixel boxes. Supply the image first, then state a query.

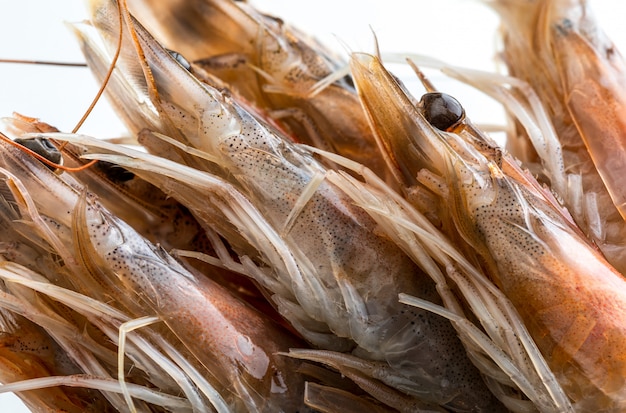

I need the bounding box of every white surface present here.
[0,1,624,411]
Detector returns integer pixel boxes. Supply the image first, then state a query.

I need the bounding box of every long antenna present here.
[70,0,124,134]
[1,0,126,172]
[0,58,86,67]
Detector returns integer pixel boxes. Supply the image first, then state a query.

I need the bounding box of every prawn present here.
[0,306,114,412]
[123,0,392,181]
[3,114,279,320]
[483,0,626,274]
[0,153,213,412]
[350,51,626,411]
[65,0,506,410]
[0,131,320,411]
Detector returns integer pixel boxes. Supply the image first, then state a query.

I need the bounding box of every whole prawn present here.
[351,52,626,411]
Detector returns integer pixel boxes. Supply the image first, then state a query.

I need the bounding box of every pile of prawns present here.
[0,0,625,412]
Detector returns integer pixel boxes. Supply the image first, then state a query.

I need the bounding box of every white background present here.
[0,1,624,411]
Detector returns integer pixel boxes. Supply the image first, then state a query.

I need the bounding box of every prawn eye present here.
[96,161,135,182]
[167,49,191,71]
[419,92,465,131]
[15,137,62,170]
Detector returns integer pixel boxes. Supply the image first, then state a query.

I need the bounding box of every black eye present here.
[342,74,355,89]
[167,49,191,71]
[96,161,135,182]
[419,92,465,131]
[15,137,62,170]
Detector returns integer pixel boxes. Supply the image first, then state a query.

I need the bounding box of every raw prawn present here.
[484,0,626,274]
[3,114,279,319]
[351,52,626,411]
[0,308,114,412]
[123,0,392,180]
[0,134,317,412]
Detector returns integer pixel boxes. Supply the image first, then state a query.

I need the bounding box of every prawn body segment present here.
[81,202,309,412]
[449,145,626,410]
